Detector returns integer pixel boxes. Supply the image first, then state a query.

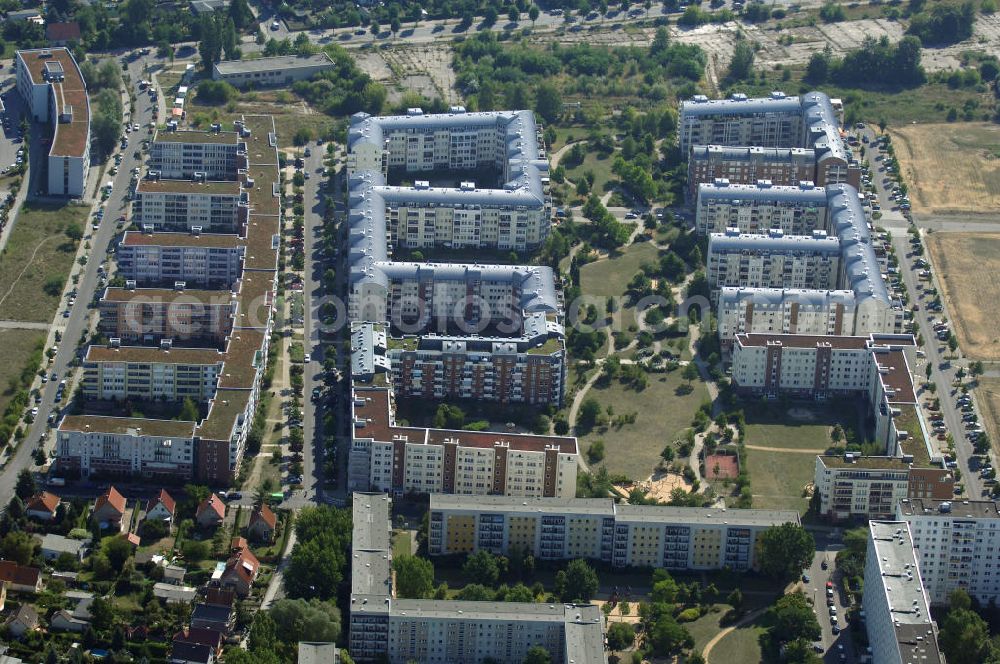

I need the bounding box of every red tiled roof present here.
[230,536,247,551]
[27,491,60,514]
[95,486,126,515]
[46,22,81,42]
[224,545,259,584]
[204,588,235,608]
[147,489,176,515]
[173,626,224,651]
[250,504,276,530]
[197,494,226,520]
[0,560,42,587]
[126,533,141,546]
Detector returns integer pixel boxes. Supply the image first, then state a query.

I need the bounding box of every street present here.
[802,529,856,662]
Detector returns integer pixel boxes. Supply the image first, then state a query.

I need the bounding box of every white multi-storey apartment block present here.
[15,48,90,196]
[117,230,246,289]
[427,495,798,571]
[349,493,607,664]
[862,521,943,664]
[348,387,578,498]
[897,498,1000,606]
[680,91,860,188]
[149,129,244,180]
[134,178,247,231]
[56,416,197,480]
[707,229,841,291]
[696,180,830,235]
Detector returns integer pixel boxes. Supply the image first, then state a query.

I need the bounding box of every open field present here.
[706,612,768,664]
[579,242,658,298]
[746,447,816,514]
[891,123,1000,216]
[581,370,709,481]
[0,329,44,415]
[741,400,853,450]
[977,378,1000,457]
[563,150,618,197]
[0,203,88,322]
[926,232,1000,361]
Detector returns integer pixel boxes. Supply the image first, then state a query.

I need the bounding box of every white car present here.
[303,353,311,363]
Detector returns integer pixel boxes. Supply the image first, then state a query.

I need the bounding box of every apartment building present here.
[212,53,335,88]
[696,180,829,236]
[117,230,245,289]
[81,343,224,402]
[98,285,235,344]
[149,129,244,180]
[680,91,860,188]
[348,387,578,498]
[897,498,1000,606]
[427,495,798,571]
[353,317,566,406]
[56,416,197,479]
[814,455,953,521]
[686,145,816,200]
[133,178,246,231]
[349,493,607,664]
[707,229,841,291]
[347,108,550,252]
[862,521,943,664]
[56,116,280,485]
[15,48,90,196]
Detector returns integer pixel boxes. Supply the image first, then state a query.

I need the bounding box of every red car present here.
[826,581,833,589]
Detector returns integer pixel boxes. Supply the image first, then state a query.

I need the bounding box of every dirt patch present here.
[926,232,1000,360]
[977,378,1000,457]
[378,45,460,105]
[704,453,739,480]
[891,123,1000,215]
[613,471,695,503]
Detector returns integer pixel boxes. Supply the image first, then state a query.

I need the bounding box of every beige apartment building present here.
[133,178,247,231]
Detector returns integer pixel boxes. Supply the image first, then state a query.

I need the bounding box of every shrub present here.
[677,607,701,622]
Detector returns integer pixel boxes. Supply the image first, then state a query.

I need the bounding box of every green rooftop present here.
[526,336,563,355]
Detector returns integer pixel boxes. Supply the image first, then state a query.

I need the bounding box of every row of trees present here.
[806,36,925,88]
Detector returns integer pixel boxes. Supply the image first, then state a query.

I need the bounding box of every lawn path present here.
[0,235,58,311]
[702,608,768,663]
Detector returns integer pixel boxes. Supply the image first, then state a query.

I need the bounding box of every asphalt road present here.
[802,529,857,662]
[0,54,155,504]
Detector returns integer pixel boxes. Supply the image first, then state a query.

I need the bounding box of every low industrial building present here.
[349,493,606,664]
[212,54,335,88]
[862,521,943,664]
[428,495,798,571]
[348,387,579,498]
[15,48,90,196]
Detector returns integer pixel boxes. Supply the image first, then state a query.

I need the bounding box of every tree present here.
[939,607,991,664]
[577,398,602,432]
[285,507,352,600]
[178,397,199,422]
[607,622,635,651]
[228,0,253,30]
[199,15,222,72]
[508,6,519,22]
[268,598,341,643]
[757,523,815,580]
[648,614,693,654]
[783,638,824,664]
[529,5,540,25]
[769,592,821,644]
[534,82,562,124]
[15,468,35,500]
[651,573,679,604]
[556,559,599,602]
[463,550,500,587]
[89,596,115,631]
[222,18,240,61]
[103,535,132,569]
[394,555,434,599]
[523,646,551,664]
[0,531,35,565]
[456,583,494,601]
[727,588,744,612]
[727,39,755,81]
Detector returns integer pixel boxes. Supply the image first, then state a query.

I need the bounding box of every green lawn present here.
[707,613,768,664]
[581,369,709,481]
[564,149,618,197]
[741,400,856,451]
[686,604,734,654]
[0,203,88,322]
[746,448,816,514]
[0,329,44,416]
[392,530,413,559]
[579,242,659,298]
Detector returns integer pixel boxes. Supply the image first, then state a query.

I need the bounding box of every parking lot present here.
[0,80,26,182]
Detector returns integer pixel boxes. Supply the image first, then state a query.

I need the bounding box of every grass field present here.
[581,370,709,481]
[563,150,617,197]
[977,378,1000,458]
[579,242,658,298]
[707,612,768,664]
[746,448,816,513]
[0,329,44,416]
[891,123,1000,215]
[0,203,87,322]
[926,232,1000,361]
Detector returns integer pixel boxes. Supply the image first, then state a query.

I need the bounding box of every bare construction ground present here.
[892,123,1000,215]
[926,232,1000,361]
[353,45,459,105]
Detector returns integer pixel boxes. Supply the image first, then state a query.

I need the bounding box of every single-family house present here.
[93,487,126,531]
[163,564,186,585]
[247,504,277,543]
[26,492,60,521]
[45,21,81,45]
[0,561,42,593]
[195,495,226,529]
[169,642,215,664]
[173,626,224,655]
[204,588,234,608]
[4,605,38,638]
[50,609,88,633]
[39,534,87,562]
[220,544,259,597]
[153,583,198,604]
[146,490,176,525]
[190,603,233,633]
